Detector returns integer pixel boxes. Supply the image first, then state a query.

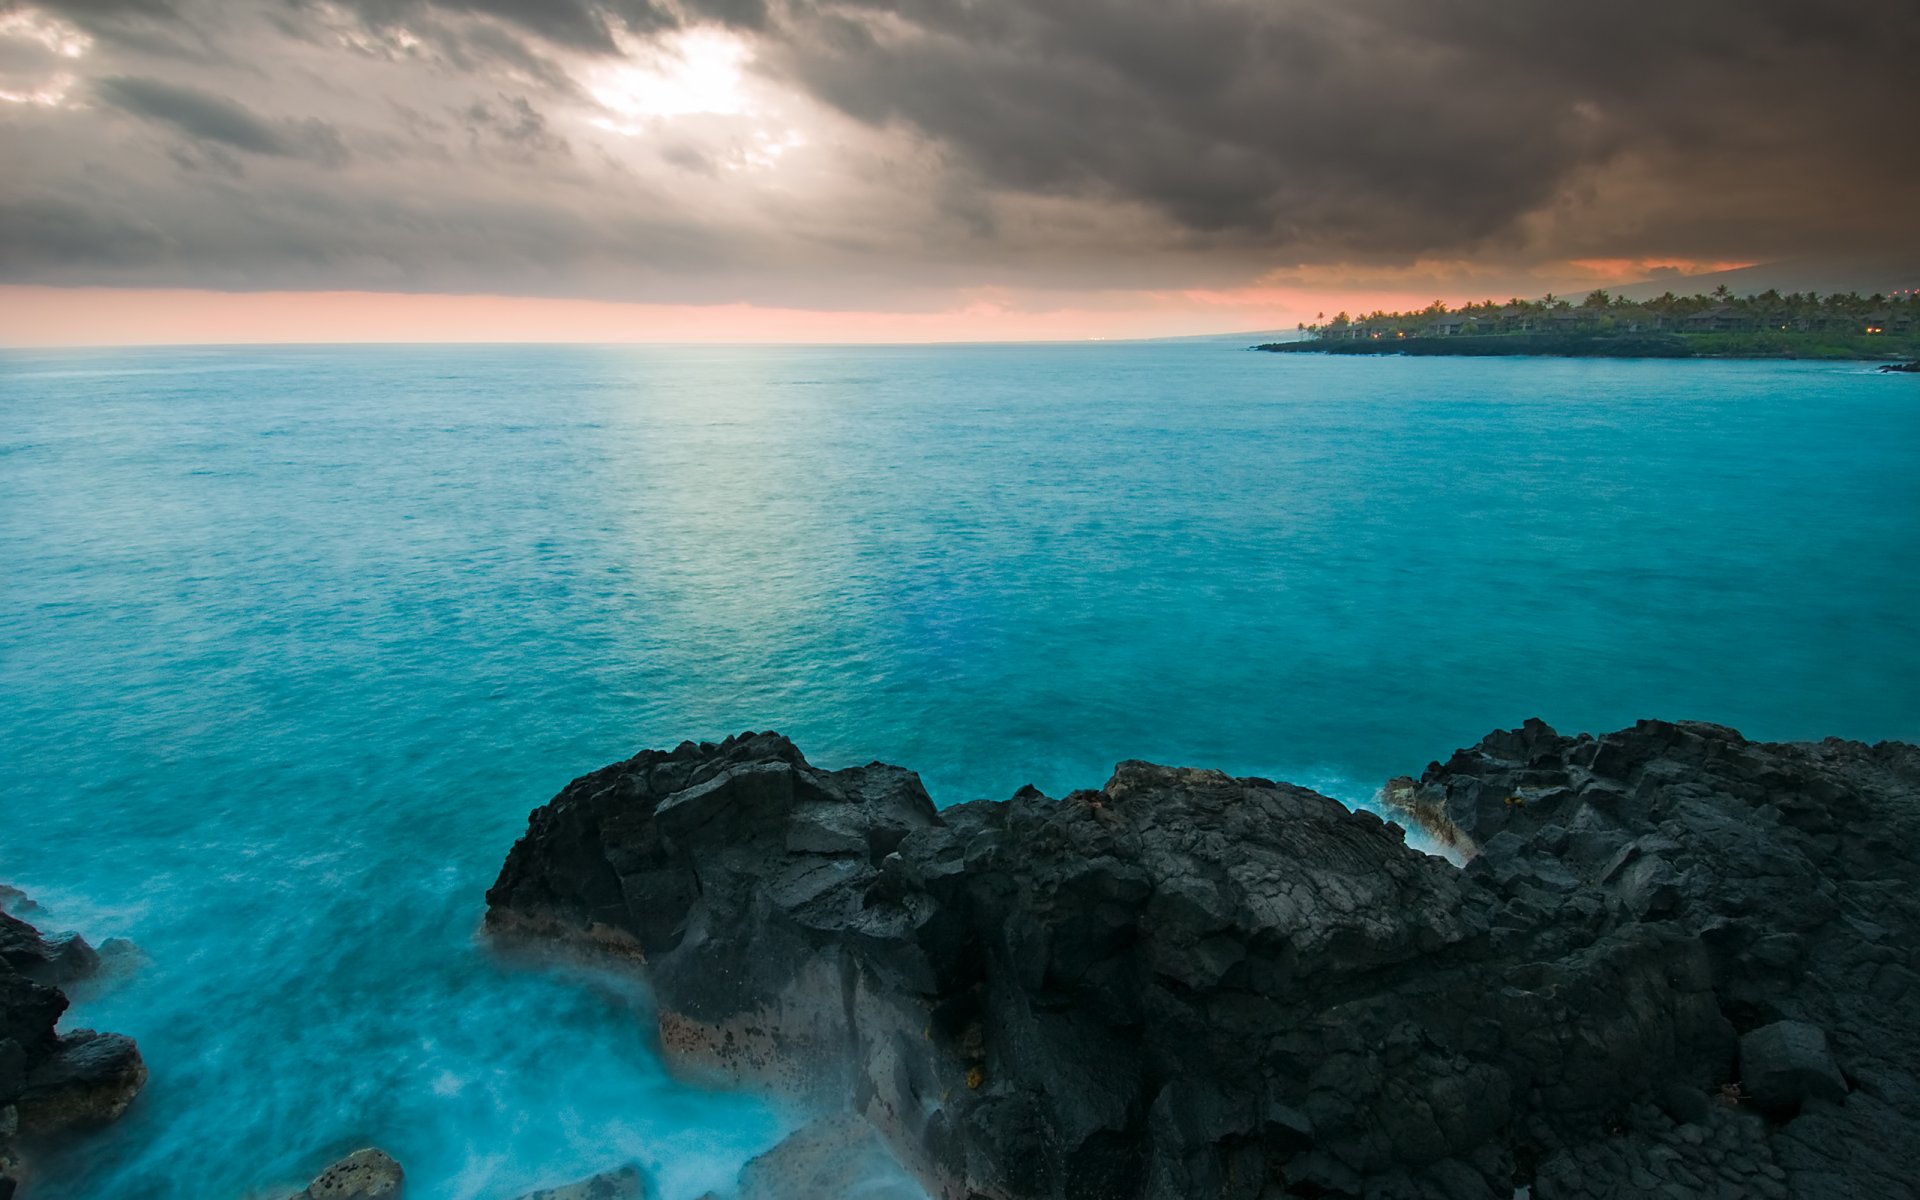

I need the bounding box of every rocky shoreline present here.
[0,894,148,1199]
[486,720,1920,1200]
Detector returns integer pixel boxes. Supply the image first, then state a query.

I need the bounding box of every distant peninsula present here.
[1259,288,1919,361]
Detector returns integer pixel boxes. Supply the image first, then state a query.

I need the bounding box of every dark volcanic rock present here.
[0,911,100,990]
[15,1029,146,1133]
[487,724,1920,1199]
[1740,1021,1847,1116]
[735,1114,926,1200]
[0,895,148,1196]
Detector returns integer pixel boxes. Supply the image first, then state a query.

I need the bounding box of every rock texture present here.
[293,1148,406,1200]
[486,722,1920,1200]
[732,1114,927,1200]
[0,898,148,1199]
[0,912,99,991]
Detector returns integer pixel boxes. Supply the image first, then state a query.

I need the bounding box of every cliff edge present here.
[486,721,1919,1200]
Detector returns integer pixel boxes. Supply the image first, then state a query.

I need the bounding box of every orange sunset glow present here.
[1,285,1505,346]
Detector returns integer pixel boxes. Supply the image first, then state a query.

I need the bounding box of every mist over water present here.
[3,343,1917,1198]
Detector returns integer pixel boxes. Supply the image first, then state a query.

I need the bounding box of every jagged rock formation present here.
[1387,718,1920,1199]
[0,900,148,1199]
[486,722,1920,1200]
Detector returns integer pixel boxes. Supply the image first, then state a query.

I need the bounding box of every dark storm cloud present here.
[336,0,657,52]
[96,75,290,153]
[16,0,174,16]
[754,0,1920,262]
[94,75,350,163]
[319,0,757,52]
[0,195,169,270]
[462,94,571,159]
[4,0,1916,301]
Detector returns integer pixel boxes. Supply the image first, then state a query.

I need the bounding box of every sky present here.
[2,0,1917,344]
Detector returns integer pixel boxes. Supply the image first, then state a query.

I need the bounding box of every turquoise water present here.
[3,344,1917,1198]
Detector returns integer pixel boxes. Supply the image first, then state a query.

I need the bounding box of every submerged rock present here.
[0,893,147,1196]
[294,1148,405,1200]
[506,1164,645,1200]
[487,723,1920,1199]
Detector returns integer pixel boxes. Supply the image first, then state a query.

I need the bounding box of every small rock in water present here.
[507,1164,645,1200]
[294,1149,404,1200]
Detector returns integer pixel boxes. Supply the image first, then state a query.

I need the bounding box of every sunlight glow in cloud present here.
[0,9,88,106]
[733,128,806,170]
[0,71,76,106]
[590,28,754,120]
[0,9,90,58]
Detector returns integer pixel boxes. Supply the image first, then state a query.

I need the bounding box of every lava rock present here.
[0,895,147,1197]
[294,1148,405,1200]
[488,723,1920,1200]
[0,911,99,989]
[16,1030,147,1132]
[1741,1021,1848,1115]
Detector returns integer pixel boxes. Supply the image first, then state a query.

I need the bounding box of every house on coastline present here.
[1684,305,1753,334]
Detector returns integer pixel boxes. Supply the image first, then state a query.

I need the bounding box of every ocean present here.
[3,342,1917,1198]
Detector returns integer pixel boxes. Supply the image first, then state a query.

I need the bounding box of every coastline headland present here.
[1259,288,1919,360]
[485,720,1920,1200]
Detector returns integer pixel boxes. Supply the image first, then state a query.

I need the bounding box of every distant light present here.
[590,27,754,119]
